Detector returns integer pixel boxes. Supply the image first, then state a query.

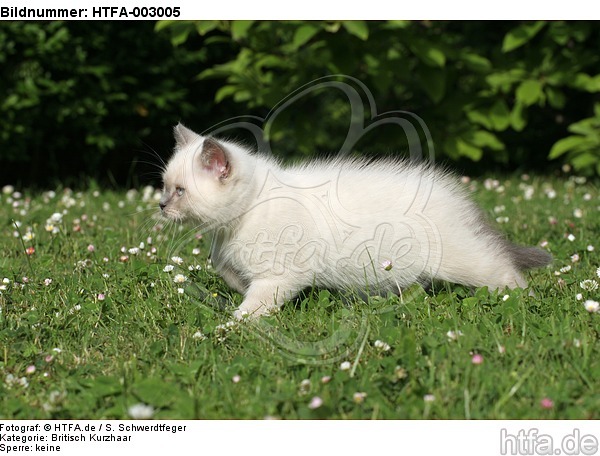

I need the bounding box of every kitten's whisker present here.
[137,144,168,172]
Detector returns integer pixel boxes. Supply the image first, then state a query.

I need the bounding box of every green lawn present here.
[0,173,598,419]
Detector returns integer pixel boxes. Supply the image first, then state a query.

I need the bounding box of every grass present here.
[0,173,598,419]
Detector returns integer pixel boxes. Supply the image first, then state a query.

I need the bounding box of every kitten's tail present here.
[505,243,552,271]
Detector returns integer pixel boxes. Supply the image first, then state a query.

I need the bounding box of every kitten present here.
[160,123,551,319]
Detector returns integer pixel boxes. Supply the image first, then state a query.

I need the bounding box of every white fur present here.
[161,124,544,319]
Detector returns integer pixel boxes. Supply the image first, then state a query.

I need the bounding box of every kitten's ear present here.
[173,123,199,148]
[201,137,230,181]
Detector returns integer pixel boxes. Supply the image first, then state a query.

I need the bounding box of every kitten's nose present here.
[159,201,166,211]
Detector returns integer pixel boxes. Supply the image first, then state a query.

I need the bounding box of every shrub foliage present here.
[2,21,600,186]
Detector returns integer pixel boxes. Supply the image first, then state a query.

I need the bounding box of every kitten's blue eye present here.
[175,187,185,197]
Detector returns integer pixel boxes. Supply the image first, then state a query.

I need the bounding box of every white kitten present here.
[160,124,551,319]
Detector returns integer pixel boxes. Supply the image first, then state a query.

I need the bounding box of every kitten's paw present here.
[233,308,251,321]
[233,303,276,320]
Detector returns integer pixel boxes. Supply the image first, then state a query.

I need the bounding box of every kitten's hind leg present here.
[233,280,297,320]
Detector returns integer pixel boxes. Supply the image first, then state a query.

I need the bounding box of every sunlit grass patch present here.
[0,174,598,419]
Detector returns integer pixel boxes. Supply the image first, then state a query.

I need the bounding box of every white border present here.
[0,420,599,456]
[1,0,599,20]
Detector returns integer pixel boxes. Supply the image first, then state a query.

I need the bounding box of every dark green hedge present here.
[0,21,236,187]
[2,21,600,188]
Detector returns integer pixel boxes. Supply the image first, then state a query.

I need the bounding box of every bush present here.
[0,21,227,187]
[159,21,600,175]
[2,21,599,187]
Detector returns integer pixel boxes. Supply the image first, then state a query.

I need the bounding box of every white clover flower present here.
[62,195,76,208]
[583,300,599,313]
[214,321,237,342]
[597,267,600,279]
[126,189,138,201]
[446,330,464,341]
[299,379,311,394]
[523,187,534,200]
[587,245,595,252]
[394,366,408,379]
[353,392,367,404]
[192,331,207,341]
[142,185,154,202]
[69,304,81,314]
[76,259,93,269]
[485,178,499,190]
[173,274,187,284]
[163,265,175,273]
[560,265,572,274]
[570,254,580,263]
[573,208,583,218]
[171,256,184,265]
[340,361,351,371]
[580,279,599,291]
[43,278,52,286]
[48,390,66,406]
[192,248,201,256]
[374,340,391,352]
[567,234,576,242]
[573,338,582,348]
[2,185,14,195]
[423,394,435,403]
[128,247,140,255]
[49,212,63,224]
[128,403,154,419]
[177,288,185,294]
[576,293,583,301]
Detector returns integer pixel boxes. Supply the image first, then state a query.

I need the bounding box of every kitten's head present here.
[160,124,248,225]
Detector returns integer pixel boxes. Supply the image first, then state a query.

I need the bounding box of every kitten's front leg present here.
[233,280,295,320]
[218,267,248,294]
